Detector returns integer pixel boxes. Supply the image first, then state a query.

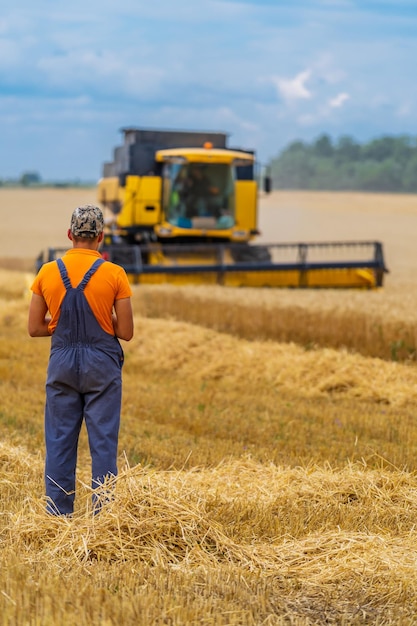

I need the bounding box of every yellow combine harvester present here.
[38,128,388,288]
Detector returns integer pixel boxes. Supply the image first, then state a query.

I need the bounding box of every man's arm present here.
[28,293,51,337]
[113,297,134,341]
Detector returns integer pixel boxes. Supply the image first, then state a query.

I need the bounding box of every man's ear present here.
[98,232,104,243]
[67,229,73,241]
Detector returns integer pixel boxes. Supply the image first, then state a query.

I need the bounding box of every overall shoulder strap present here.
[77,258,105,291]
[56,258,72,291]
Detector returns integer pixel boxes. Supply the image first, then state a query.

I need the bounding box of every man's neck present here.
[72,239,100,252]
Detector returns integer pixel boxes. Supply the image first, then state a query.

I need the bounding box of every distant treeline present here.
[0,171,94,188]
[268,134,417,193]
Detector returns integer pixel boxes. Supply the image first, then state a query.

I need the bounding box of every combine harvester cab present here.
[38,127,388,288]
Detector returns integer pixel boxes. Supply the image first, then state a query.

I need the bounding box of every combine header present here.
[38,240,386,288]
[37,128,388,288]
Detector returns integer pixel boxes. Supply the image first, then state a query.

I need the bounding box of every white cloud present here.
[396,101,412,118]
[273,70,313,102]
[36,50,166,99]
[296,113,317,126]
[0,39,21,67]
[329,92,350,108]
[311,54,346,85]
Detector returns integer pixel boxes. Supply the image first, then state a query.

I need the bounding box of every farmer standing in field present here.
[28,205,134,515]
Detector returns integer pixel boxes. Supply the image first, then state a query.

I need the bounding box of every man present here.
[182,164,220,217]
[28,204,134,515]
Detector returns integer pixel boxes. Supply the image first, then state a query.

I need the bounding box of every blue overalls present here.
[45,258,124,515]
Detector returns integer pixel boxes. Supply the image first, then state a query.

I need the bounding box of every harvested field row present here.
[2,266,417,362]
[2,285,417,470]
[2,442,417,624]
[132,283,417,361]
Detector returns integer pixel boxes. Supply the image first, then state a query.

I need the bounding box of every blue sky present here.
[1,0,417,180]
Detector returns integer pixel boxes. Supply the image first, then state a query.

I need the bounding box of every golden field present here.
[2,188,417,624]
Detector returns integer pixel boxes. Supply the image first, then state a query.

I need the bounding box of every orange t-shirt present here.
[31,249,132,335]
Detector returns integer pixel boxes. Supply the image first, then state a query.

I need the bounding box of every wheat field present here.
[2,188,417,624]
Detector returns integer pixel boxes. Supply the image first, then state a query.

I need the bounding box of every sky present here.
[1,0,417,181]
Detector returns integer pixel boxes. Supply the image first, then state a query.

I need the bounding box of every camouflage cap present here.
[70,204,104,238]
